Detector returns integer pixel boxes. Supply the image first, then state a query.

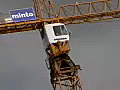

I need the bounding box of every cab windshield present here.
[53,25,68,36]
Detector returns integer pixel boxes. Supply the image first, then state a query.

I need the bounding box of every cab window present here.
[53,25,68,36]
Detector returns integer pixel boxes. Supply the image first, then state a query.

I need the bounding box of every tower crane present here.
[0,0,120,90]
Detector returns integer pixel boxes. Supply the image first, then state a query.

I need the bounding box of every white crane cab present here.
[44,23,69,43]
[40,23,71,57]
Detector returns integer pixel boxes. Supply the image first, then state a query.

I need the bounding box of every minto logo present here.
[10,8,36,22]
[12,12,34,19]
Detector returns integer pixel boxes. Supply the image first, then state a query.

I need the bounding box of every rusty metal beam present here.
[0,10,120,34]
[0,0,120,34]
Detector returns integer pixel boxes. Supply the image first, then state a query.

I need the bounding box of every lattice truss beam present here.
[58,0,120,24]
[33,0,58,18]
[0,0,120,34]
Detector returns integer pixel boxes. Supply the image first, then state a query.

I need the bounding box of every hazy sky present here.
[0,0,120,90]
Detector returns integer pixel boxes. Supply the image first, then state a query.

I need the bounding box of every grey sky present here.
[0,0,120,90]
[0,0,33,13]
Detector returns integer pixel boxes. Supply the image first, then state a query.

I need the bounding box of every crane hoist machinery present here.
[1,0,120,90]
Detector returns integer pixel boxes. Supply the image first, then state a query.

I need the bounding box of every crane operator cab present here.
[40,23,71,57]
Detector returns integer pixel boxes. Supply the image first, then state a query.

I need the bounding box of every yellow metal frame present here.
[0,0,120,34]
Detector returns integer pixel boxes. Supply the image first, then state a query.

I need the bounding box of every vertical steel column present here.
[118,0,120,9]
[89,2,92,13]
[104,1,107,12]
[33,0,58,19]
[33,0,44,19]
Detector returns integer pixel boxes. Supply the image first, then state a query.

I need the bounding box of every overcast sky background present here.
[0,0,120,90]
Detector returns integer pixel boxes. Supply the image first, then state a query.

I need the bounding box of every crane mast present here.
[0,0,120,90]
[33,0,57,19]
[33,1,82,90]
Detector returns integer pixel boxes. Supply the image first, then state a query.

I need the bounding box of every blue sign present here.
[9,8,36,22]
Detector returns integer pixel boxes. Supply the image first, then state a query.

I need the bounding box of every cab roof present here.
[44,23,65,27]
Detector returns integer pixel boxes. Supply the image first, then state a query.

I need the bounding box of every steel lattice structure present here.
[0,0,120,90]
[0,0,120,34]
